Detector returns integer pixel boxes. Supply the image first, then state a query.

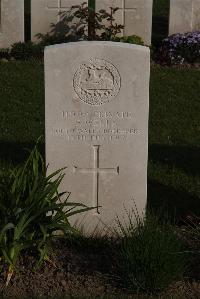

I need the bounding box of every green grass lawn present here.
[149,66,200,220]
[0,61,199,221]
[0,61,44,166]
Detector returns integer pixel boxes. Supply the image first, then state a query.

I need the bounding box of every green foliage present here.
[10,3,144,60]
[36,3,124,44]
[116,209,186,293]
[0,48,10,60]
[35,2,88,44]
[95,7,124,41]
[0,141,91,284]
[35,2,146,47]
[114,35,144,45]
[10,42,44,61]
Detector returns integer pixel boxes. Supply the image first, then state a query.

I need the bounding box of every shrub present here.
[114,35,144,45]
[157,31,200,65]
[116,209,186,293]
[10,41,44,60]
[11,3,144,61]
[36,3,144,47]
[36,3,124,44]
[0,48,10,60]
[36,2,89,45]
[0,142,91,285]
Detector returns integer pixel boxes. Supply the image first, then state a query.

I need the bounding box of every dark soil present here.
[0,238,127,298]
[0,232,200,299]
[1,221,200,299]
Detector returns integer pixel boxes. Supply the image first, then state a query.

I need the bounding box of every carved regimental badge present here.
[73,58,121,106]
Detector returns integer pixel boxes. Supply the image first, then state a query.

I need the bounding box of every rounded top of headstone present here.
[45,41,150,54]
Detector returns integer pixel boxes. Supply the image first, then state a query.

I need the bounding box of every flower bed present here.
[157,31,200,65]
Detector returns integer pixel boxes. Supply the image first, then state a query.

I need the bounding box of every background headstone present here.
[95,0,153,45]
[45,41,150,234]
[169,0,200,35]
[0,0,24,48]
[31,0,88,41]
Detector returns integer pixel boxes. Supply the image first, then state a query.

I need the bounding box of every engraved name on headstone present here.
[0,0,24,48]
[31,0,88,41]
[45,41,150,234]
[169,0,200,35]
[96,0,153,45]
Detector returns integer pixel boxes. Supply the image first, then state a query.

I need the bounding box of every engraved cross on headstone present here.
[46,0,70,22]
[119,0,137,35]
[73,145,119,214]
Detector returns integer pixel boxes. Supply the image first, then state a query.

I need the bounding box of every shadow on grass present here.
[148,179,200,224]
[148,144,200,223]
[149,144,200,176]
[0,140,45,167]
[1,141,199,224]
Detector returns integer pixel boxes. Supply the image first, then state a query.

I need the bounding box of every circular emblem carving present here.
[73,58,121,106]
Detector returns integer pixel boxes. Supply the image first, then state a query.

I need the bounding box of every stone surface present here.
[45,41,150,234]
[0,0,24,48]
[95,0,153,45]
[169,0,200,35]
[31,0,88,41]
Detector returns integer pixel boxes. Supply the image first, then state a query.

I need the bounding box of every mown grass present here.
[0,62,199,222]
[149,66,200,221]
[0,61,44,167]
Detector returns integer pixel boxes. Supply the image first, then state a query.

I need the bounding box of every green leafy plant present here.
[0,48,10,60]
[15,3,144,60]
[0,141,91,285]
[10,41,44,61]
[95,7,124,41]
[36,2,89,44]
[116,208,186,294]
[114,35,144,45]
[36,2,124,44]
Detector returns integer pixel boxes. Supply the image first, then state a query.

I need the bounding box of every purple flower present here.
[158,31,200,65]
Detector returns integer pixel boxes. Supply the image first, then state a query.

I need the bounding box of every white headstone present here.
[95,0,153,45]
[0,0,24,48]
[31,0,88,42]
[169,0,200,35]
[45,41,150,235]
